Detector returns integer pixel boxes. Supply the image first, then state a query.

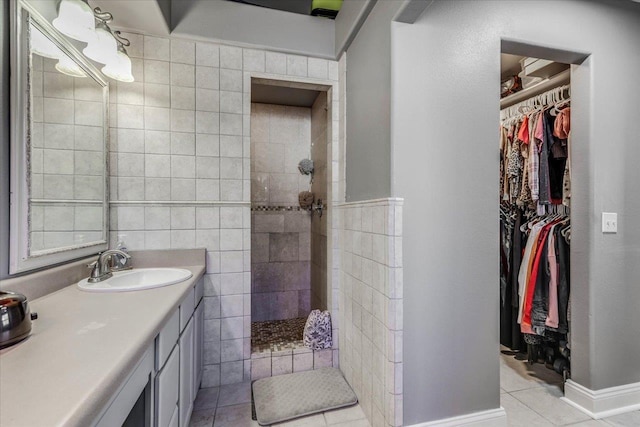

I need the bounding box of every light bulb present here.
[52,0,97,44]
[30,24,64,59]
[83,22,117,65]
[55,56,87,78]
[102,44,134,82]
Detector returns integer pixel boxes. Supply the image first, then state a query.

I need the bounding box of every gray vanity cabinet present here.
[155,277,204,427]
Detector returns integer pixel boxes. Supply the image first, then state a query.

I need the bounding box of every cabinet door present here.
[193,302,204,397]
[155,346,179,427]
[179,317,194,427]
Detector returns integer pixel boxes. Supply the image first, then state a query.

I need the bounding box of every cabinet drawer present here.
[180,287,195,332]
[194,277,204,307]
[156,310,179,371]
[155,346,179,427]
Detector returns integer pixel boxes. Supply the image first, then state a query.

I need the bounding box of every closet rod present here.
[500,69,570,109]
[500,82,570,123]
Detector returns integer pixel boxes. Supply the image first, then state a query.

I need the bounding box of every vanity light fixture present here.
[52,0,96,44]
[55,55,87,78]
[82,10,118,65]
[30,24,86,78]
[101,32,134,83]
[30,24,64,59]
[52,3,135,82]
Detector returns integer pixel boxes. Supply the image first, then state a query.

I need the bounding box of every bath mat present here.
[252,367,358,425]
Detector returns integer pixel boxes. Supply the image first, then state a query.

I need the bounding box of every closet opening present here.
[499,51,573,402]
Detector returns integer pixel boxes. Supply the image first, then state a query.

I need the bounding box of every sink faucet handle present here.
[86,261,101,280]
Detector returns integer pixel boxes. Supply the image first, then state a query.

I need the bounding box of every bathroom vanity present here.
[0,250,206,427]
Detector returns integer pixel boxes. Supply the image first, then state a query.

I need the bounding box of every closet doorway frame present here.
[499,39,591,398]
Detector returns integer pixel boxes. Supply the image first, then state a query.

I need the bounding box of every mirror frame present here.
[9,0,109,274]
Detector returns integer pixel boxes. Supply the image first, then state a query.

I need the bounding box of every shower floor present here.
[251,317,307,353]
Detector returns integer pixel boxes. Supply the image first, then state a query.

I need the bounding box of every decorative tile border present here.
[251,205,306,212]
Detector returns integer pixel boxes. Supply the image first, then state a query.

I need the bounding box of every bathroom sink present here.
[77,268,193,292]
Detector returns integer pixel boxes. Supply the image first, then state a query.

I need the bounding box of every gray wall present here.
[1,0,9,279]
[334,0,376,57]
[171,0,335,59]
[344,0,402,201]
[391,0,640,424]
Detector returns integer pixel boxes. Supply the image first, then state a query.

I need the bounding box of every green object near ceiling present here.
[311,0,343,18]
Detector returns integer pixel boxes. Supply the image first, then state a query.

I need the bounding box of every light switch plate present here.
[602,212,618,233]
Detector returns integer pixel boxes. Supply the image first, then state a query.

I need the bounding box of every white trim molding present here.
[563,379,640,419]
[407,408,507,427]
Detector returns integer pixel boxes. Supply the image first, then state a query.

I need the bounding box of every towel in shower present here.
[303,309,332,350]
[299,191,314,209]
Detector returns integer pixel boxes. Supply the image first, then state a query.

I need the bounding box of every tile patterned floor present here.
[189,352,640,427]
[251,317,308,353]
[500,351,640,426]
[189,382,371,427]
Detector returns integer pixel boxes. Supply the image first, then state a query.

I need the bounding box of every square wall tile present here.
[144,60,170,85]
[196,42,219,67]
[272,355,293,376]
[144,36,170,61]
[220,46,242,70]
[196,66,219,90]
[171,63,195,87]
[170,39,195,64]
[286,55,307,77]
[251,356,271,380]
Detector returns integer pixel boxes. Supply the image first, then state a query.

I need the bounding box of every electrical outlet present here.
[602,212,618,233]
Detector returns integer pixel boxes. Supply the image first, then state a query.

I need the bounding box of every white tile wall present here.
[338,199,403,427]
[109,32,339,389]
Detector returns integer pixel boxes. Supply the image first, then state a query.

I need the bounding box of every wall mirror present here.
[10,0,109,274]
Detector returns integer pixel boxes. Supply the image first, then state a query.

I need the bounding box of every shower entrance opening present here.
[249,77,335,377]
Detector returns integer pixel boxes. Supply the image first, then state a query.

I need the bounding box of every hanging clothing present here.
[500,87,571,353]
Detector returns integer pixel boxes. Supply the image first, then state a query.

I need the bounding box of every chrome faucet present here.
[87,249,132,283]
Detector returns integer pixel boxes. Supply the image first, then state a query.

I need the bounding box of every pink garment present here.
[518,116,530,144]
[528,113,541,201]
[545,226,560,329]
[535,111,544,142]
[553,108,571,139]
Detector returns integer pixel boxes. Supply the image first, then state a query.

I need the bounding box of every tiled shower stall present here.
[249,85,334,378]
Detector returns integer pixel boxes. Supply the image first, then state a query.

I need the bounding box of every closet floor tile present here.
[510,387,591,426]
[501,393,554,427]
[602,410,640,427]
[500,353,564,392]
[566,420,613,426]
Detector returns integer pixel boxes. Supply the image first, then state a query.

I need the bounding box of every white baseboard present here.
[563,379,640,419]
[406,408,507,427]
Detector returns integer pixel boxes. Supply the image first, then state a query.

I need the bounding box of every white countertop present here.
[0,264,205,427]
